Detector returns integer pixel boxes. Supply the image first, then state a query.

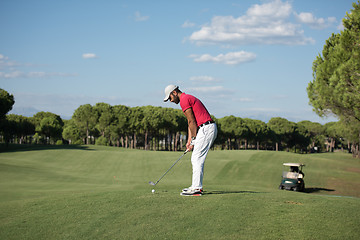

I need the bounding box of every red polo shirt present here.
[180,93,213,127]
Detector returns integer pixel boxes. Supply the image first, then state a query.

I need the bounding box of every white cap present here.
[163,84,178,102]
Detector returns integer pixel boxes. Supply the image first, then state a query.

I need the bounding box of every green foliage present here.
[62,120,82,144]
[33,112,64,144]
[244,118,269,149]
[267,117,311,152]
[72,104,97,144]
[268,117,295,150]
[95,136,109,146]
[94,102,113,138]
[4,114,35,144]
[0,88,15,120]
[0,89,16,145]
[298,120,325,149]
[308,1,360,122]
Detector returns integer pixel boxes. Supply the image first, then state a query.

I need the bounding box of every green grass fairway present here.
[1,145,359,239]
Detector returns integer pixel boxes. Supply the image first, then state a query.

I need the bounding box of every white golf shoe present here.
[180,187,203,196]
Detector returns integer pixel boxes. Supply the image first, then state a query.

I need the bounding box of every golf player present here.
[164,85,217,196]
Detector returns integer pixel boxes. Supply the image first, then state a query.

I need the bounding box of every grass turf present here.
[0,145,359,239]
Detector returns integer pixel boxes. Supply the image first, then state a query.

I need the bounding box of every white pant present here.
[191,123,217,189]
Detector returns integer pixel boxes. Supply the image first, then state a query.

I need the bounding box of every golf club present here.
[149,149,189,186]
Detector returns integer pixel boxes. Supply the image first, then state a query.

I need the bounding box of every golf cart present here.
[279,163,305,192]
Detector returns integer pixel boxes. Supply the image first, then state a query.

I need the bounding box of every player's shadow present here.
[204,190,264,195]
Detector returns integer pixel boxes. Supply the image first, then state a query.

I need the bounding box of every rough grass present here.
[0,145,359,239]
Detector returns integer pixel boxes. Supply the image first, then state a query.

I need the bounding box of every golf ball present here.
[152,189,155,193]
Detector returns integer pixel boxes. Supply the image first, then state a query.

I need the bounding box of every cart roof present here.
[283,163,305,167]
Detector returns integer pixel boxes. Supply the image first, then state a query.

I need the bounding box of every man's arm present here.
[184,107,197,151]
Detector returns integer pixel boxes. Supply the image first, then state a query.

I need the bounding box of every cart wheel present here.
[279,185,284,190]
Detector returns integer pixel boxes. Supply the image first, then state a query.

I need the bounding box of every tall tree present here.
[142,106,163,150]
[324,122,342,152]
[268,117,296,151]
[94,102,113,139]
[338,117,360,156]
[218,115,237,150]
[245,118,268,150]
[33,112,64,144]
[72,104,97,144]
[0,89,15,120]
[111,105,130,147]
[39,116,64,144]
[128,107,144,149]
[307,2,360,139]
[234,117,249,149]
[298,120,325,152]
[63,119,82,144]
[6,114,35,144]
[0,89,15,145]
[292,123,311,153]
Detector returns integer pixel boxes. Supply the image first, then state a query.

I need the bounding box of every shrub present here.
[96,136,108,146]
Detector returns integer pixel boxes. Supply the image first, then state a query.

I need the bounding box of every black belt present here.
[199,120,215,128]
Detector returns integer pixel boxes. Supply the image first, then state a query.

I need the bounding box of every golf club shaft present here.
[153,149,189,185]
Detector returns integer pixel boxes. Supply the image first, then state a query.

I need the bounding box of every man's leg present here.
[191,123,217,189]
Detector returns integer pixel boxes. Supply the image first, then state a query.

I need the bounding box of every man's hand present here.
[186,144,194,152]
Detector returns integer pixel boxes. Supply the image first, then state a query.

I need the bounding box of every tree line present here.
[1,89,359,157]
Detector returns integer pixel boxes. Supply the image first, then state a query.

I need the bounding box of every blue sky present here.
[0,0,356,123]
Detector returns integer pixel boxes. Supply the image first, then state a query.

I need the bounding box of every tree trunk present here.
[175,132,180,151]
[172,133,176,151]
[275,142,278,151]
[145,131,148,150]
[326,140,330,152]
[120,136,124,147]
[86,128,89,145]
[180,134,183,151]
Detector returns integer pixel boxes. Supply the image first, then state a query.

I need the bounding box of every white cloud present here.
[0,54,77,79]
[0,71,77,79]
[237,97,253,102]
[0,54,9,60]
[182,20,195,28]
[246,107,281,112]
[0,54,21,69]
[188,0,314,46]
[82,53,98,59]
[295,12,337,29]
[189,76,219,83]
[189,51,256,65]
[0,71,23,79]
[135,11,149,22]
[187,86,234,96]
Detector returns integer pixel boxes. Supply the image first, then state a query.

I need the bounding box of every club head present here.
[149,181,156,186]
